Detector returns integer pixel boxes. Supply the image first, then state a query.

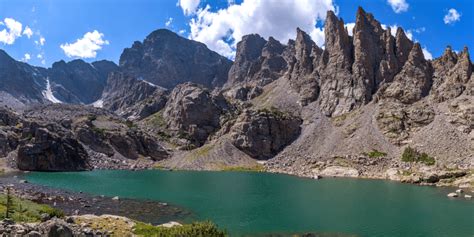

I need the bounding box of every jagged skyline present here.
[0,0,472,66]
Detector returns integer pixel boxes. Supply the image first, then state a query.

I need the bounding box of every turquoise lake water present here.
[26,170,474,236]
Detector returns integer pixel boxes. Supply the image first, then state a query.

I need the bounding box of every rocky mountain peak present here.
[119,28,232,89]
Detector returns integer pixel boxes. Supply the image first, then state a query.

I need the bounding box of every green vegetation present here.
[401,147,435,166]
[91,126,106,136]
[125,120,137,129]
[258,106,290,119]
[0,192,64,222]
[148,111,166,128]
[185,143,215,160]
[133,221,226,237]
[363,149,387,158]
[220,165,264,172]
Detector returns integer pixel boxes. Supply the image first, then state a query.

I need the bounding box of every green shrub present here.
[0,194,63,222]
[401,147,435,166]
[133,221,226,237]
[363,149,387,158]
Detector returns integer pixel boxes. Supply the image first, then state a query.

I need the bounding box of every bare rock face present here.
[102,72,168,119]
[432,47,472,102]
[376,100,435,143]
[119,29,232,89]
[351,7,385,98]
[0,107,20,157]
[383,43,433,104]
[287,28,321,105]
[163,83,227,146]
[226,34,287,100]
[229,109,302,159]
[227,34,267,86]
[0,50,47,106]
[318,11,355,116]
[49,59,117,104]
[17,122,90,171]
[395,27,414,68]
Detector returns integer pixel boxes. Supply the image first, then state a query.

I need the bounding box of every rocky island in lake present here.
[0,1,473,236]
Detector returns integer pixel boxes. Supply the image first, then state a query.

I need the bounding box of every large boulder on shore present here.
[17,124,90,171]
[229,108,302,160]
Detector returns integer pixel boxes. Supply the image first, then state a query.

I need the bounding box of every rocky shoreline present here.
[264,154,474,190]
[0,172,192,225]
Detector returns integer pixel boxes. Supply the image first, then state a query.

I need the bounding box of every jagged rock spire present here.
[395,27,414,66]
[383,43,433,104]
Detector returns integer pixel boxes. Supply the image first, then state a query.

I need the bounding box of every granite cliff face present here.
[119,29,232,89]
[48,59,118,104]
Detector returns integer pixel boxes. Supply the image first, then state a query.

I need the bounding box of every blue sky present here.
[0,0,472,67]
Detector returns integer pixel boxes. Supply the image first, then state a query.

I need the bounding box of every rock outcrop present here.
[162,83,227,146]
[17,122,90,171]
[318,11,356,116]
[101,72,168,119]
[287,28,321,105]
[227,35,287,87]
[382,43,433,104]
[229,109,301,160]
[119,29,232,89]
[431,47,472,102]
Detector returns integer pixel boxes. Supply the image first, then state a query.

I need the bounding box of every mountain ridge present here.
[0,7,472,188]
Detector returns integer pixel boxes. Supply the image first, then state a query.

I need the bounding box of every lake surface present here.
[26,170,473,236]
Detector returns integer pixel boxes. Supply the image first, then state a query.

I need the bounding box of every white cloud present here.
[444,9,461,24]
[345,23,355,36]
[0,18,23,44]
[40,36,45,45]
[37,54,43,59]
[178,0,201,16]
[189,0,335,58]
[422,46,433,60]
[21,53,31,62]
[23,26,33,38]
[60,30,109,58]
[387,0,409,13]
[179,29,186,35]
[165,17,173,27]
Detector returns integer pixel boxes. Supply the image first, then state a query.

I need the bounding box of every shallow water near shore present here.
[26,170,473,236]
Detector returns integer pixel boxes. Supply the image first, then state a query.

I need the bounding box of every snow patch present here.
[42,78,62,103]
[91,99,104,108]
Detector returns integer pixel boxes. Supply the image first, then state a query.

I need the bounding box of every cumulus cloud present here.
[21,53,31,62]
[178,0,201,16]
[387,0,409,13]
[0,18,23,44]
[422,46,433,60]
[23,26,33,38]
[60,30,109,58]
[165,17,173,27]
[444,9,461,24]
[189,0,335,58]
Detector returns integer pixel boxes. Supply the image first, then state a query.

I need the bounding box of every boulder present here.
[17,125,90,171]
[163,83,227,146]
[319,166,360,177]
[229,109,301,159]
